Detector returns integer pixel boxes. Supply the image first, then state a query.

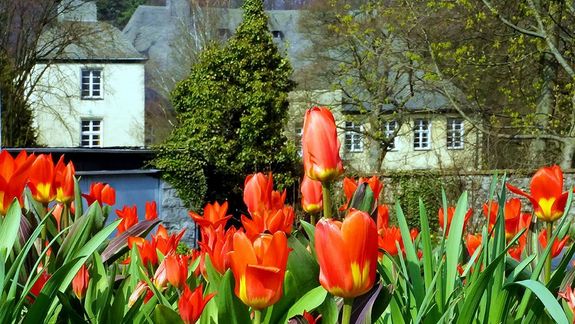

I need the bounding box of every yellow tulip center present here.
[537,197,562,222]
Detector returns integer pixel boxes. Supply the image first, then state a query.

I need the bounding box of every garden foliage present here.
[153,0,299,211]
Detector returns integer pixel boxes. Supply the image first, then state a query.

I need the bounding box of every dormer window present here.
[271,30,284,40]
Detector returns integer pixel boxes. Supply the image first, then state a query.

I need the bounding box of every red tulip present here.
[315,210,378,298]
[153,225,185,256]
[116,205,139,234]
[128,236,158,267]
[539,229,569,258]
[0,150,35,215]
[438,206,473,235]
[508,235,526,261]
[465,234,482,257]
[198,226,236,276]
[28,270,50,303]
[483,199,531,240]
[243,173,274,214]
[302,107,344,182]
[72,264,89,299]
[559,286,575,314]
[241,205,294,239]
[165,253,189,289]
[189,201,231,229]
[28,154,57,204]
[301,176,322,214]
[229,231,289,309]
[145,201,157,220]
[83,182,116,206]
[376,205,389,230]
[178,284,215,324]
[377,225,403,257]
[507,165,571,222]
[341,176,383,210]
[54,156,75,204]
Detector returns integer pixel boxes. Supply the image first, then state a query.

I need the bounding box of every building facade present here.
[30,1,146,148]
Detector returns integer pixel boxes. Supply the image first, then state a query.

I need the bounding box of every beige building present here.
[288,90,482,174]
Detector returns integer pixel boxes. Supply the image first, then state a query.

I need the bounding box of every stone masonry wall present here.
[158,180,197,247]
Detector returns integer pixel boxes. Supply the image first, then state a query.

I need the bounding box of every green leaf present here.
[445,192,467,299]
[506,280,569,324]
[317,294,339,324]
[0,199,21,262]
[283,286,327,323]
[216,270,250,324]
[153,304,185,324]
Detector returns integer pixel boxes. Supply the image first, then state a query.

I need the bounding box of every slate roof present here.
[39,21,146,62]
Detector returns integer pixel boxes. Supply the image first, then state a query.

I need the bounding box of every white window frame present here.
[447,118,464,149]
[384,120,397,151]
[345,121,364,153]
[81,69,103,99]
[81,119,103,148]
[413,119,431,150]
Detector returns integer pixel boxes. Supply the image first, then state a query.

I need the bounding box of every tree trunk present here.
[560,139,575,169]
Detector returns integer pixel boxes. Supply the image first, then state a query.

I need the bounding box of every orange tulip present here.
[438,206,473,235]
[315,210,378,298]
[198,226,236,276]
[229,231,289,310]
[145,201,157,220]
[483,199,532,240]
[507,165,571,222]
[72,264,90,299]
[302,107,344,182]
[241,205,294,239]
[301,176,322,214]
[465,234,482,257]
[341,176,383,210]
[54,156,75,204]
[83,182,116,206]
[28,154,57,204]
[178,284,215,324]
[538,229,569,258]
[189,201,231,229]
[0,150,36,215]
[116,205,139,234]
[165,253,189,289]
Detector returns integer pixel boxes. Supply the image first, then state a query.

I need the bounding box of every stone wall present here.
[158,180,198,247]
[378,169,575,231]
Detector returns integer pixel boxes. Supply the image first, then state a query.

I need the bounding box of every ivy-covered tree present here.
[153,0,298,212]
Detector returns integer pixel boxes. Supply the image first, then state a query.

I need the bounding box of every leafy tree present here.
[153,0,299,212]
[407,0,575,168]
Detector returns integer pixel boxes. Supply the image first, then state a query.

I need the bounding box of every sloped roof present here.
[39,21,146,62]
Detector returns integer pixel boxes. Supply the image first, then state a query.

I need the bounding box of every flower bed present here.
[0,107,574,323]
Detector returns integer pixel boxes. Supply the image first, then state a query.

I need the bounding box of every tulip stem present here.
[342,298,353,324]
[322,182,332,219]
[253,309,262,324]
[545,221,553,284]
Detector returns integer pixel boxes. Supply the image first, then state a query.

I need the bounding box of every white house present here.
[30,1,146,148]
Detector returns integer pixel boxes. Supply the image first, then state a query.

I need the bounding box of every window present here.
[384,120,397,151]
[447,118,464,149]
[81,69,102,99]
[413,119,430,150]
[295,126,303,157]
[81,119,102,147]
[271,30,284,40]
[345,121,363,153]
